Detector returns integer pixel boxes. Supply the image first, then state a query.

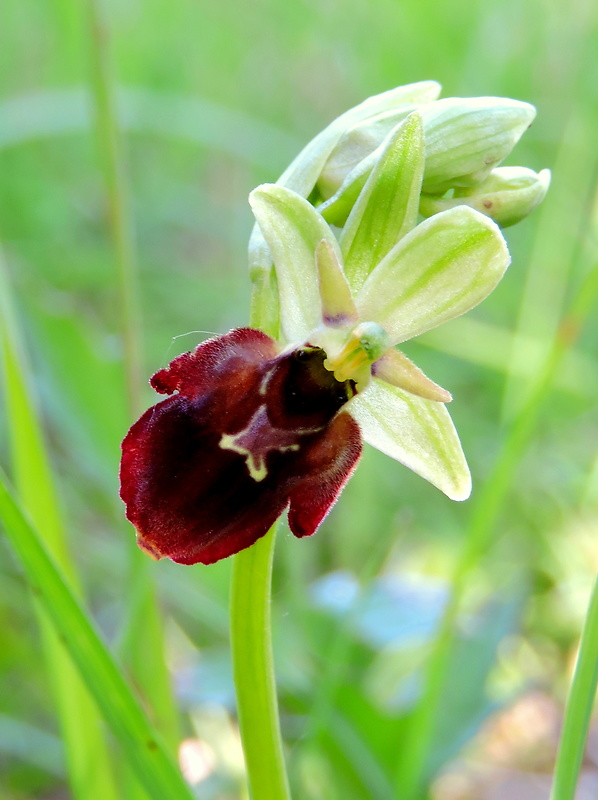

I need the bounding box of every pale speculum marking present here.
[219,405,300,482]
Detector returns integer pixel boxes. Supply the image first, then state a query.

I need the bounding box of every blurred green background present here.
[1,0,597,798]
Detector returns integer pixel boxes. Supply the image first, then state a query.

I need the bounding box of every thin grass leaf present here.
[394,178,598,798]
[0,471,197,800]
[0,254,118,800]
[87,0,181,767]
[550,577,598,800]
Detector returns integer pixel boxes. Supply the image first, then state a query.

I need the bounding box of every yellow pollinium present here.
[324,322,389,384]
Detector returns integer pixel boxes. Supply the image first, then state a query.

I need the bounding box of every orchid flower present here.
[119,112,514,565]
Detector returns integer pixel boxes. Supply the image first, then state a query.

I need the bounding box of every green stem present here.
[550,577,598,800]
[229,267,290,798]
[230,524,291,800]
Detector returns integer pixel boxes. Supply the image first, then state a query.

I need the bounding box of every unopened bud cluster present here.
[315,86,549,229]
[249,81,548,334]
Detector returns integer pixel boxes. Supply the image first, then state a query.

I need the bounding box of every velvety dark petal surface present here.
[120,328,362,565]
[150,327,278,400]
[288,412,361,537]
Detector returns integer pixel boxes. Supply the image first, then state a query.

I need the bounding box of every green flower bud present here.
[316,85,440,200]
[249,81,441,311]
[419,167,551,228]
[317,107,423,199]
[318,96,537,206]
[419,97,537,194]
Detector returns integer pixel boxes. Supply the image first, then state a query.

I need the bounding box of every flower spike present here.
[121,81,548,564]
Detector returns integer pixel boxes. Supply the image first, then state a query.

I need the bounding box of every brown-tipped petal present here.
[372,348,452,402]
[315,239,358,327]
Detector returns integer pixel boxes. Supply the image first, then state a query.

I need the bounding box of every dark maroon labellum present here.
[120,328,362,565]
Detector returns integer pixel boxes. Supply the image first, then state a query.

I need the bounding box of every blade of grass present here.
[0,252,118,800]
[87,0,142,417]
[0,470,197,800]
[0,88,299,169]
[501,120,595,419]
[550,576,598,800]
[86,0,180,767]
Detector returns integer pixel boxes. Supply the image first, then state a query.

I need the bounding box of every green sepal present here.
[350,378,471,501]
[340,112,425,293]
[356,205,511,345]
[249,184,341,342]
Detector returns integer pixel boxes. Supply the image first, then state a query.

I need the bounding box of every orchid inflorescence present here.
[120,81,549,565]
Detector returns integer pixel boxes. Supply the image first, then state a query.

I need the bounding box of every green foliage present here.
[1,0,597,798]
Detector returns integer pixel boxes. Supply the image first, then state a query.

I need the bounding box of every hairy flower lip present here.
[120,328,362,565]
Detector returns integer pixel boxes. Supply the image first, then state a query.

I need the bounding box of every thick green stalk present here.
[229,270,291,798]
[231,525,291,800]
[550,577,598,800]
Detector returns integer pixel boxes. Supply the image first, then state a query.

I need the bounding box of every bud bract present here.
[419,97,537,194]
[419,167,551,227]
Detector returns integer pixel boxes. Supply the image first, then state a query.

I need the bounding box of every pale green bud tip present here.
[420,166,551,228]
[420,97,537,194]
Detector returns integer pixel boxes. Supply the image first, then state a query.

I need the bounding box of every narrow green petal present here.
[315,240,358,326]
[356,206,510,344]
[350,379,471,501]
[372,348,452,402]
[340,112,425,292]
[249,184,341,342]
